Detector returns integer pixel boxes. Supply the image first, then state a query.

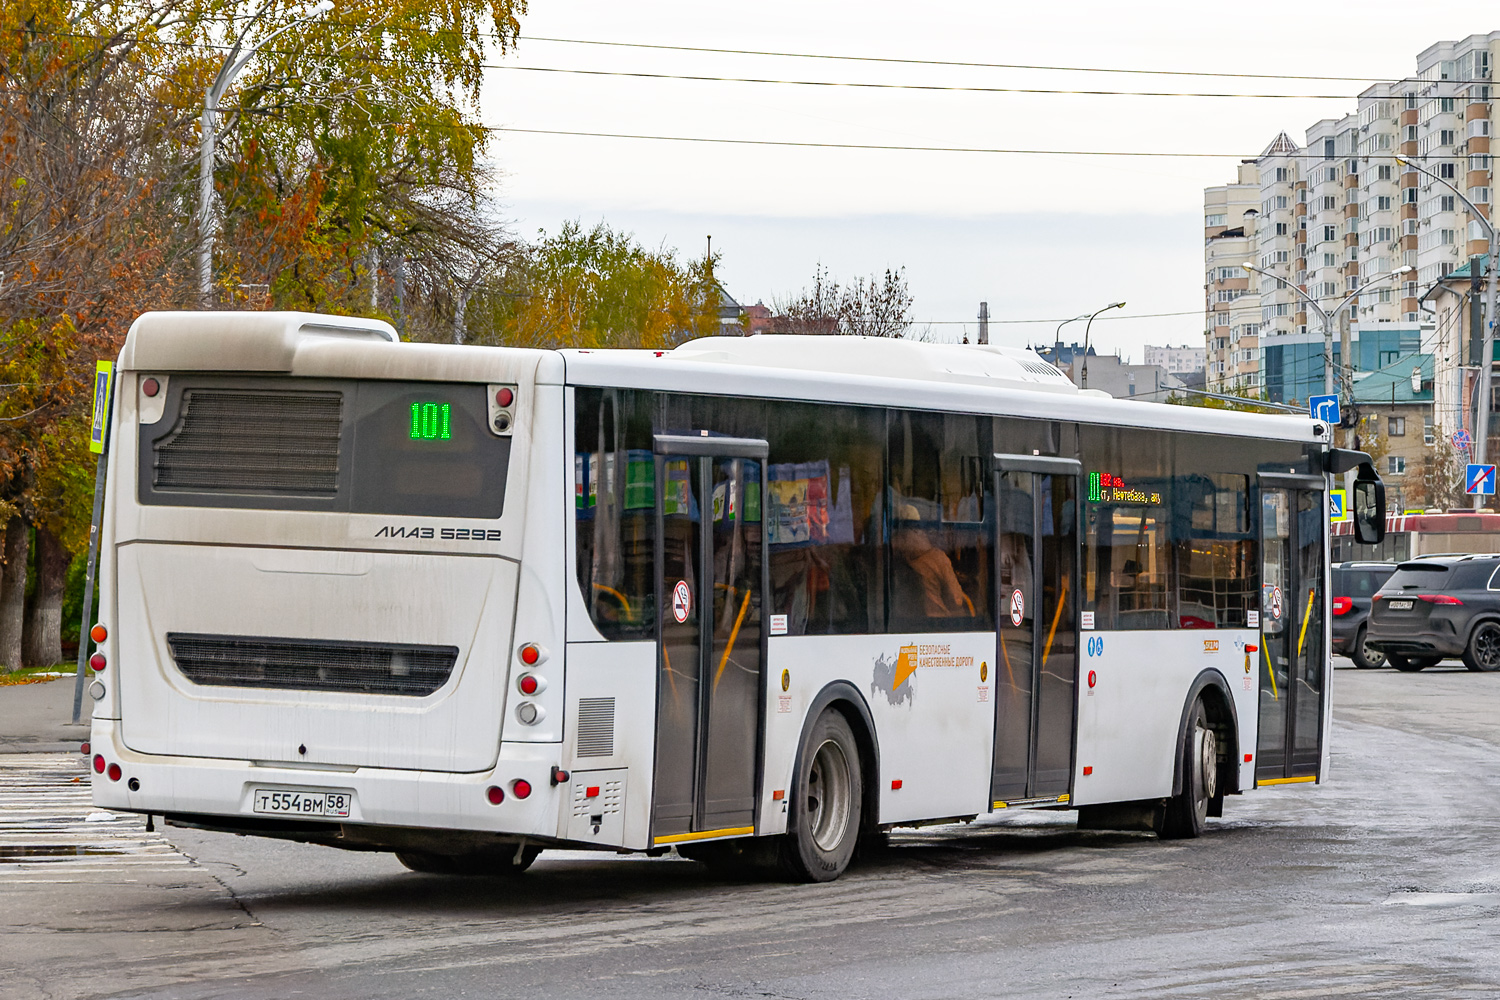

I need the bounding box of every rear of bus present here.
[89,312,571,856]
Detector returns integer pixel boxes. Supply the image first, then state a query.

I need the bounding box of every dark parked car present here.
[1368,554,1500,672]
[1331,561,1397,668]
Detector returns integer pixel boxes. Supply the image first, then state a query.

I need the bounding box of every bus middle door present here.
[651,433,769,845]
[1255,474,1327,784]
[991,454,1081,807]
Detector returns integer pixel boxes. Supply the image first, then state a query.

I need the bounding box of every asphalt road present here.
[5,661,1500,1000]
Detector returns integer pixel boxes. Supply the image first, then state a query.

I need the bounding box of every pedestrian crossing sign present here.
[1328,489,1349,522]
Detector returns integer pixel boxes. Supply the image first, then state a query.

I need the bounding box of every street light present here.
[1239,260,1414,398]
[1079,301,1126,388]
[197,0,333,306]
[1397,154,1500,510]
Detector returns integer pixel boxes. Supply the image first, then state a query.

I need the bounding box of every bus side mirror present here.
[1352,466,1386,545]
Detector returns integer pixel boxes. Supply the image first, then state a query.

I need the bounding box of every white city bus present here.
[88,312,1385,881]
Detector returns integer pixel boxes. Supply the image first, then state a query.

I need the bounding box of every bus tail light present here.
[486,785,505,805]
[93,754,105,774]
[89,652,106,672]
[512,779,532,799]
[91,624,108,643]
[1418,594,1463,605]
[1331,596,1352,616]
[517,673,546,696]
[519,643,547,666]
[516,702,544,725]
[107,763,122,782]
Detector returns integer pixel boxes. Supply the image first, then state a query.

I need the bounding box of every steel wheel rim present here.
[807,739,852,852]
[1360,634,1385,666]
[1196,723,1218,804]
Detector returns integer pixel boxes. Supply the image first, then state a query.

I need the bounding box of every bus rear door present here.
[650,434,768,845]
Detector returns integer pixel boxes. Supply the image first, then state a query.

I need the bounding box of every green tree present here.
[465,221,722,349]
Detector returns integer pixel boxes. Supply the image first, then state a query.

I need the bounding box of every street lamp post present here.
[1239,260,1414,399]
[1397,154,1500,510]
[197,0,332,306]
[1079,301,1126,388]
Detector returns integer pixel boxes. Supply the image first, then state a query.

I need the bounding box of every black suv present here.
[1331,561,1397,668]
[1368,554,1500,672]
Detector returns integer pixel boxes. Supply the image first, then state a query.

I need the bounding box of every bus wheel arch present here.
[1162,671,1238,836]
[780,682,879,881]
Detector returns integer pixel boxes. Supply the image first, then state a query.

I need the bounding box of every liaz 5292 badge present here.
[373,525,502,540]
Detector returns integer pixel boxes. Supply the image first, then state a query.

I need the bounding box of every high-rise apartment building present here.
[1203,31,1500,429]
[1204,160,1261,389]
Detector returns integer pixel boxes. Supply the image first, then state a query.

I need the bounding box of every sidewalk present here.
[0,675,90,753]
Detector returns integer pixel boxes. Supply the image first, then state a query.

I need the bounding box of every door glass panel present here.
[992,470,1035,801]
[1291,490,1324,772]
[653,457,701,836]
[1031,474,1076,796]
[702,458,763,830]
[1257,490,1290,776]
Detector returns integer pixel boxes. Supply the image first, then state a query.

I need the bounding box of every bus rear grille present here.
[576,698,616,756]
[165,633,457,696]
[154,390,342,495]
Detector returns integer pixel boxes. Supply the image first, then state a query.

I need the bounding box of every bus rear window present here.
[141,378,509,518]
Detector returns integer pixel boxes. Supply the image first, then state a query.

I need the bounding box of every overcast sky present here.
[479,2,1495,361]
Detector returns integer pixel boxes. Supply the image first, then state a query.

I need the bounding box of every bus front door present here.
[651,434,768,843]
[1255,477,1326,784]
[991,455,1081,806]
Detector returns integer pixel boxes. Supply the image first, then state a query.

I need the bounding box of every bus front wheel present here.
[780,710,863,882]
[1157,700,1215,840]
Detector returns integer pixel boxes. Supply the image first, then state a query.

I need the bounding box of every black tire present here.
[779,710,863,882]
[1157,701,1216,840]
[1350,627,1387,670]
[1463,622,1500,672]
[1388,653,1430,672]
[395,846,541,876]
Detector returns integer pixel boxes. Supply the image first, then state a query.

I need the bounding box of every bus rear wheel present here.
[396,846,541,876]
[1157,700,1216,840]
[779,710,863,882]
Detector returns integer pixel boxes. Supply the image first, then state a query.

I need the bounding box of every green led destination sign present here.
[1088,470,1162,505]
[410,401,452,441]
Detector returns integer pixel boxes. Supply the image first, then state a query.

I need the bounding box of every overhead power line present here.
[520,35,1392,85]
[496,65,1355,100]
[491,127,1254,157]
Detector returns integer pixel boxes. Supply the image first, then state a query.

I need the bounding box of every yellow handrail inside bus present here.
[592,583,633,619]
[1263,631,1277,700]
[713,590,752,690]
[1041,575,1070,669]
[1297,587,1315,659]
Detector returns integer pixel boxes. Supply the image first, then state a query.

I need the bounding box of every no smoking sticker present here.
[1009,589,1025,627]
[672,580,692,623]
[1268,587,1283,621]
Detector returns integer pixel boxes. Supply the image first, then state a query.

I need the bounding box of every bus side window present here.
[765,402,885,636]
[575,388,656,640]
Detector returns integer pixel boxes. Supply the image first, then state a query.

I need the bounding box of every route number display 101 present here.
[410,401,452,441]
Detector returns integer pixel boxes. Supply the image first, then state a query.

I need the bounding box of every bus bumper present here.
[87,718,581,847]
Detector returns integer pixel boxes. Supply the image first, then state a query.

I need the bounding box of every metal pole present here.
[196,93,216,307]
[1474,226,1500,511]
[70,457,107,724]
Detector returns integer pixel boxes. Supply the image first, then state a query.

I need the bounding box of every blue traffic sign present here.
[1467,464,1497,496]
[1309,393,1340,424]
[1453,429,1473,451]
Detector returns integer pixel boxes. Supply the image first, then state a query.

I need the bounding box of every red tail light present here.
[1332,596,1352,616]
[512,779,532,799]
[93,754,105,774]
[1418,594,1463,605]
[107,763,122,782]
[89,652,106,672]
[518,674,539,695]
[486,785,504,805]
[519,644,540,666]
